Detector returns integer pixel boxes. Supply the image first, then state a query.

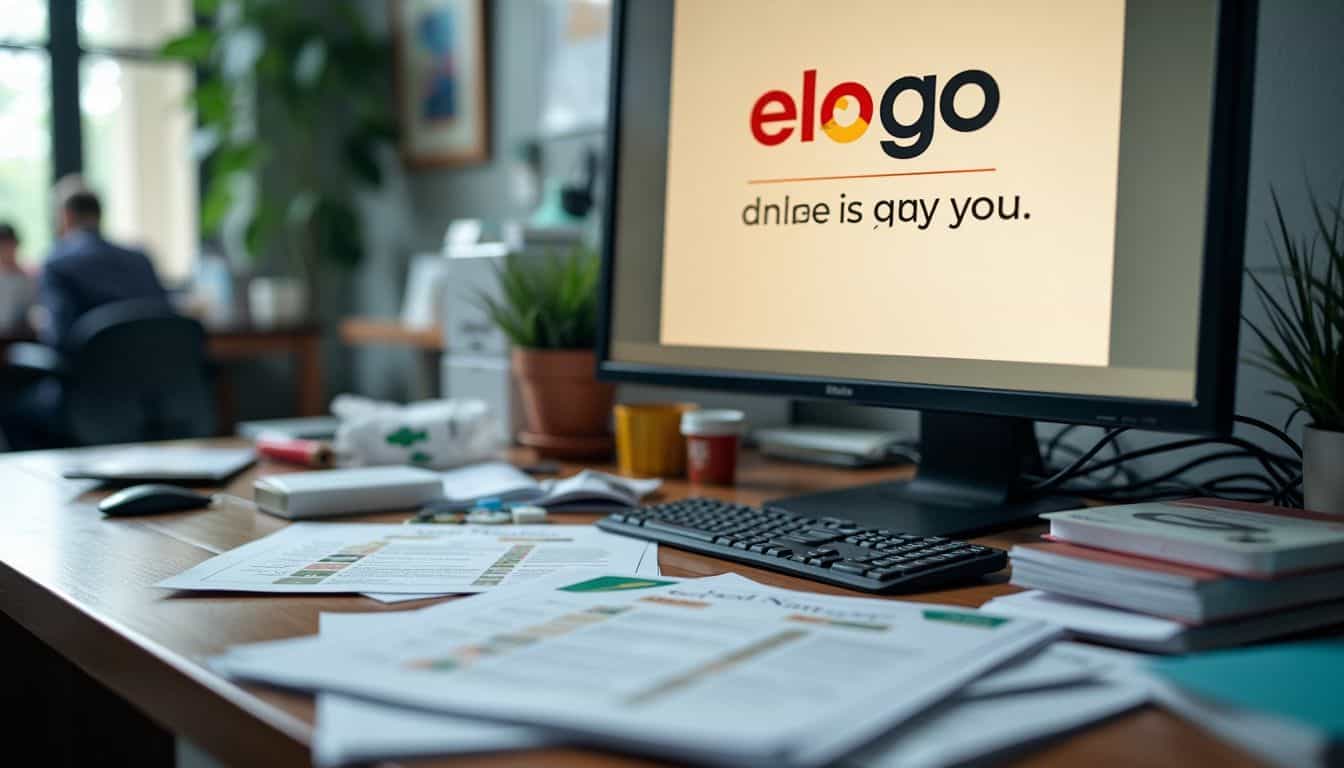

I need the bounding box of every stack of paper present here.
[999,500,1344,652]
[206,569,1162,767]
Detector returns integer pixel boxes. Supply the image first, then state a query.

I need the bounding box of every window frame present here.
[0,0,194,182]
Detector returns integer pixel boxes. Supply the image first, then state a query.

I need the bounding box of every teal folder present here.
[1150,641,1344,738]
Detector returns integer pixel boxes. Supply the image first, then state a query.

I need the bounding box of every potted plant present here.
[479,247,616,458]
[1246,188,1344,513]
[160,1,397,318]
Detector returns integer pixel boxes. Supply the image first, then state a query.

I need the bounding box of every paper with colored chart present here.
[310,611,1137,768]
[211,572,1060,767]
[157,523,655,594]
[360,542,661,604]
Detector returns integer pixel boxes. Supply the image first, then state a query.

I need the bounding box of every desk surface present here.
[0,441,1265,768]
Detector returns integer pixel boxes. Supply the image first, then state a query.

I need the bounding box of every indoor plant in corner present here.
[1246,188,1344,514]
[480,247,616,458]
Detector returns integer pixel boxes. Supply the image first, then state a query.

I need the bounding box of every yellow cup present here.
[614,402,698,477]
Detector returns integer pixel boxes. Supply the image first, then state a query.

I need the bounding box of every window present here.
[0,0,197,279]
[0,50,52,268]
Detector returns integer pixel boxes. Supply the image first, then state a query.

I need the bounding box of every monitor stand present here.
[766,412,1078,537]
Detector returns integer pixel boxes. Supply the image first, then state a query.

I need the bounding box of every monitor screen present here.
[602,0,1250,432]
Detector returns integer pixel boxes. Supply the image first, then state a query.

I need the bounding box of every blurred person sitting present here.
[36,176,169,349]
[0,222,35,333]
[0,179,171,450]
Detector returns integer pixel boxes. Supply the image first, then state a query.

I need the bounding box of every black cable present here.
[1234,414,1304,458]
[1029,428,1128,493]
[1043,425,1078,467]
[1060,450,1257,497]
[1048,435,1297,487]
[1047,442,1138,484]
[1030,427,1304,506]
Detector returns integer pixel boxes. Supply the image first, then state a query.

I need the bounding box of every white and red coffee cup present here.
[680,410,747,485]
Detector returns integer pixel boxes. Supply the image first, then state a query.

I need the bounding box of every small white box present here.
[253,466,443,520]
[445,354,520,443]
[444,249,513,357]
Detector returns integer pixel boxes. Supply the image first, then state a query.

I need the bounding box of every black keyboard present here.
[597,498,1007,593]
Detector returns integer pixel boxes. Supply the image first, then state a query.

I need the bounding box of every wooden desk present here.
[0,443,1266,768]
[208,324,326,432]
[339,316,445,400]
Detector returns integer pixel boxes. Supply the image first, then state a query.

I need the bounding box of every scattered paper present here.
[313,611,554,766]
[212,571,1059,768]
[158,524,652,594]
[982,590,1185,644]
[440,462,662,509]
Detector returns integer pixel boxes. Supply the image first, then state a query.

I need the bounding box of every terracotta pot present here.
[511,348,616,457]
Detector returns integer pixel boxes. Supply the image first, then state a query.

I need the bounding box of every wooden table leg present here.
[294,336,325,416]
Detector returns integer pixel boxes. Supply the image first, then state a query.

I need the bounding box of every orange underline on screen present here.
[746,167,997,185]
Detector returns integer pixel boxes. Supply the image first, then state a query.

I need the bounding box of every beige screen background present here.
[659,0,1126,367]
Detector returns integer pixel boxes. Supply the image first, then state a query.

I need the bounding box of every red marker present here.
[256,436,334,468]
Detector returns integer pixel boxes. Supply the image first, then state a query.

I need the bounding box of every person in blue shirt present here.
[37,180,168,349]
[1,179,169,450]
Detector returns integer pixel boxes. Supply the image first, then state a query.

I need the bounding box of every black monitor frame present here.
[596,0,1257,438]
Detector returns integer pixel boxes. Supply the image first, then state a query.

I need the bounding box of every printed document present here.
[311,613,1136,768]
[158,524,655,594]
[361,543,661,604]
[313,612,554,766]
[212,572,1058,767]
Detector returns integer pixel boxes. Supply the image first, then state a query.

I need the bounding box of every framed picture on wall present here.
[391,0,490,167]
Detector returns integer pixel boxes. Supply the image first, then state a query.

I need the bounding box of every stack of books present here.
[991,499,1344,653]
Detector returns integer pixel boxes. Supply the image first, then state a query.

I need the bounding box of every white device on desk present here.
[253,466,443,520]
[754,426,918,467]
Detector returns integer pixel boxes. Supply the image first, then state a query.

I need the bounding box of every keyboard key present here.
[643,520,719,541]
[831,562,871,576]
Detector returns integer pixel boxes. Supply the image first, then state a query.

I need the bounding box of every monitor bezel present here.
[596,0,1257,436]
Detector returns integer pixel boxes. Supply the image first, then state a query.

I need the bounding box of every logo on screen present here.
[749,69,1000,159]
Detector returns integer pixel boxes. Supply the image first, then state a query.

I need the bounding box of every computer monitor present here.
[597,0,1257,535]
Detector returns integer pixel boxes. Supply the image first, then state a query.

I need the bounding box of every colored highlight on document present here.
[275,540,388,585]
[559,576,677,592]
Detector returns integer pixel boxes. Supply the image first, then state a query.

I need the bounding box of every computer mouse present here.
[98,484,214,517]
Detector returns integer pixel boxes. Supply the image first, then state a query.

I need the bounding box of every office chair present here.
[3,299,216,446]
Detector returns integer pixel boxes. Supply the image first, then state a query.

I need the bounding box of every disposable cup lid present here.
[680,409,747,436]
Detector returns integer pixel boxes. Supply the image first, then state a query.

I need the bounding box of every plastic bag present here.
[332,395,501,469]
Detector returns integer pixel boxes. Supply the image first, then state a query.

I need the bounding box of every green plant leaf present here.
[200,177,234,236]
[160,28,216,63]
[1246,184,1344,429]
[474,248,601,349]
[189,79,231,125]
[210,140,262,177]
